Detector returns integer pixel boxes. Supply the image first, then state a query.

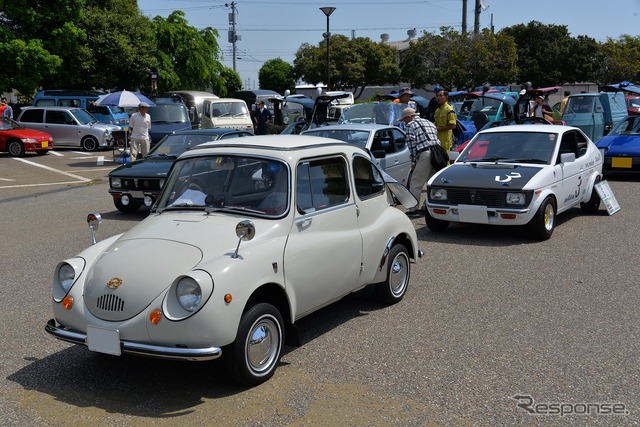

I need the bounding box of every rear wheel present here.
[225,303,284,386]
[82,136,99,151]
[529,197,555,240]
[7,139,24,157]
[375,244,410,304]
[113,198,140,213]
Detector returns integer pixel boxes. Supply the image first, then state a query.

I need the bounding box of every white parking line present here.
[0,177,16,182]
[11,157,91,182]
[0,181,86,189]
[49,150,64,156]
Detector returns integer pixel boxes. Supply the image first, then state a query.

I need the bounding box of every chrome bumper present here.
[45,319,222,361]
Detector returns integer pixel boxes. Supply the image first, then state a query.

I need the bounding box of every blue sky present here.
[137,0,640,90]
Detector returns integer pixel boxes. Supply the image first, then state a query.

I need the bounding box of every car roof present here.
[183,134,371,161]
[303,123,402,132]
[20,106,82,111]
[170,128,251,136]
[478,124,581,135]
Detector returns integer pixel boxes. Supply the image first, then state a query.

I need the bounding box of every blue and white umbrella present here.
[94,90,156,107]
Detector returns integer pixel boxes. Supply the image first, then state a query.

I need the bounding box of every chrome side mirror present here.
[232,220,255,259]
[87,212,102,245]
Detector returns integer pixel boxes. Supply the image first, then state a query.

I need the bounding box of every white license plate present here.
[458,204,489,224]
[87,325,121,356]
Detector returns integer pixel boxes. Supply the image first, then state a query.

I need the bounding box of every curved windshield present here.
[458,131,556,164]
[0,117,23,130]
[339,102,415,126]
[155,155,289,217]
[304,129,370,149]
[609,115,640,136]
[149,104,190,123]
[210,102,249,117]
[147,133,222,158]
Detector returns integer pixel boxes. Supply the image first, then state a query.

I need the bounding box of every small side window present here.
[296,157,349,213]
[18,109,44,123]
[352,156,384,199]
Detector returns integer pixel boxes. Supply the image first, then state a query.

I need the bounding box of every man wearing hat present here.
[388,87,415,126]
[129,102,152,159]
[401,106,440,218]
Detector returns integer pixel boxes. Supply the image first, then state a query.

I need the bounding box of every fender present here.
[529,188,557,214]
[581,170,603,203]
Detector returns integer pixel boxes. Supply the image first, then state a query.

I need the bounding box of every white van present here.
[201,98,254,133]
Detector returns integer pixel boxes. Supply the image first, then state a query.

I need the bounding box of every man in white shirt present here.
[129,102,151,159]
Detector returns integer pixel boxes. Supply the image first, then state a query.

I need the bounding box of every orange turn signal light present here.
[149,309,162,324]
[62,296,73,310]
[224,294,233,303]
[500,213,517,219]
[433,209,447,215]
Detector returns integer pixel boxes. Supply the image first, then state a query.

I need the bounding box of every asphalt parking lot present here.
[1,150,638,426]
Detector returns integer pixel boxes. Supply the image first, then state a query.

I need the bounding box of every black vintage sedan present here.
[109,128,253,213]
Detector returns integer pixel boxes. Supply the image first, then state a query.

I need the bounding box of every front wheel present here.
[580,178,601,213]
[113,198,140,213]
[7,140,25,157]
[425,210,449,232]
[375,244,410,304]
[225,303,284,387]
[529,197,555,240]
[82,136,99,152]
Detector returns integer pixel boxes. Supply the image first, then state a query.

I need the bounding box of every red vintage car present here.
[0,116,54,157]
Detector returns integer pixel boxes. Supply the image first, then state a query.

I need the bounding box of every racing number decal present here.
[575,175,582,197]
[495,172,521,183]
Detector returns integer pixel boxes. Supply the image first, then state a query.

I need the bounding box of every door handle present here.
[296,218,312,229]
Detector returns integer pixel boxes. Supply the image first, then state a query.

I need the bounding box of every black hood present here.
[431,163,544,190]
[109,157,174,179]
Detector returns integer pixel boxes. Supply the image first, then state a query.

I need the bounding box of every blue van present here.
[562,92,627,141]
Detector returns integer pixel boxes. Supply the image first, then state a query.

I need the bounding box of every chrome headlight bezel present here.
[430,188,448,201]
[163,271,214,321]
[506,192,526,205]
[110,177,122,189]
[53,258,86,302]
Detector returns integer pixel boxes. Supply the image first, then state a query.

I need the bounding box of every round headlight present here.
[111,178,122,189]
[176,277,202,312]
[430,188,448,200]
[58,263,76,292]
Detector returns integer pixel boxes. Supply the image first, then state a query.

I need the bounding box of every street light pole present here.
[319,7,336,92]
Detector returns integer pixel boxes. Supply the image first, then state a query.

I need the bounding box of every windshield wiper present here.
[205,205,264,215]
[502,158,548,164]
[466,156,508,162]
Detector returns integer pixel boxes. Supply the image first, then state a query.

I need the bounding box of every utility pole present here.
[462,0,468,34]
[474,0,480,35]
[227,2,240,72]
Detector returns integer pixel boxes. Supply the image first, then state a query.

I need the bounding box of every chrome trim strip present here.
[45,319,222,361]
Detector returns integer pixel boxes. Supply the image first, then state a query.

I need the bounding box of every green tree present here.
[0,0,87,92]
[152,11,222,94]
[500,21,576,87]
[83,0,157,91]
[259,58,295,94]
[219,66,243,97]
[293,35,400,98]
[597,35,640,84]
[401,28,517,91]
